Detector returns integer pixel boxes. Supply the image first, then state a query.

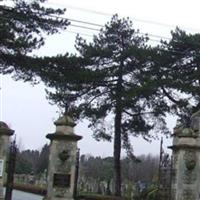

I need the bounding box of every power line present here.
[2,2,200,34]
[67,18,103,28]
[66,30,94,38]
[0,5,197,55]
[46,13,172,40]
[0,13,192,56]
[70,24,100,32]
[59,28,164,44]
[60,30,187,51]
[0,12,169,41]
[0,5,171,41]
[70,21,171,40]
[66,29,163,44]
[1,4,103,27]
[46,2,200,33]
[140,32,170,40]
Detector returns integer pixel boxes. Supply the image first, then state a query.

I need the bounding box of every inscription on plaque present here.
[53,173,70,187]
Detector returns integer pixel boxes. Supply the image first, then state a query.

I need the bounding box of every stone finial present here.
[54,114,76,127]
[173,119,197,138]
[46,114,82,141]
[173,119,183,135]
[0,121,14,136]
[0,122,9,129]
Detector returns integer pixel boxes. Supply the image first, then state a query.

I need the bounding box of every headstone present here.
[169,110,200,200]
[0,160,4,177]
[45,114,82,200]
[0,121,14,200]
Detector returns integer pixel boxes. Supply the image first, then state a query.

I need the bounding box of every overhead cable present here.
[0,5,171,41]
[46,2,200,33]
[0,5,198,55]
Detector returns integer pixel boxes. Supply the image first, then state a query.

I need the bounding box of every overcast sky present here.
[1,0,200,156]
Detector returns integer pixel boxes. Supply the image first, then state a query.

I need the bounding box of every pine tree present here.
[42,15,169,196]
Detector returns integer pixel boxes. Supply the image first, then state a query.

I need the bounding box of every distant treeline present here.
[15,144,49,175]
[79,154,159,185]
[15,144,159,185]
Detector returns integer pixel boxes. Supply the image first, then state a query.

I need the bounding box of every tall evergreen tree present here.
[42,15,169,196]
[0,0,69,80]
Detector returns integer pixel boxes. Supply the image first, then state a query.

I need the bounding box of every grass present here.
[13,183,46,196]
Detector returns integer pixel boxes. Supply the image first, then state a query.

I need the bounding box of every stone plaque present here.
[182,189,195,200]
[53,173,70,188]
[0,160,4,177]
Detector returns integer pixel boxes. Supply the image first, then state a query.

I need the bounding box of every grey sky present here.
[1,0,199,156]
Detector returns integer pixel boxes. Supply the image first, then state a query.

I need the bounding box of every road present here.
[13,190,43,200]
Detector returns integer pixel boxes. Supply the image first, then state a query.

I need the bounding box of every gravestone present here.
[0,122,14,200]
[169,110,200,200]
[45,113,82,200]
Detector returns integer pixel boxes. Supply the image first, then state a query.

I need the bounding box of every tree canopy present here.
[0,0,69,81]
[152,28,200,125]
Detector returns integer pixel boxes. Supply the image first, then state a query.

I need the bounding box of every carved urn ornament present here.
[185,159,196,170]
[184,151,197,171]
[58,150,70,162]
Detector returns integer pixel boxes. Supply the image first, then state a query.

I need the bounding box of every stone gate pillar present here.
[169,110,200,200]
[0,122,14,200]
[45,113,82,200]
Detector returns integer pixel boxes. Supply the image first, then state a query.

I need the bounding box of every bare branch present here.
[161,87,187,106]
[123,109,155,117]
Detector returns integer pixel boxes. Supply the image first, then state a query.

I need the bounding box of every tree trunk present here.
[114,109,122,196]
[114,61,123,196]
